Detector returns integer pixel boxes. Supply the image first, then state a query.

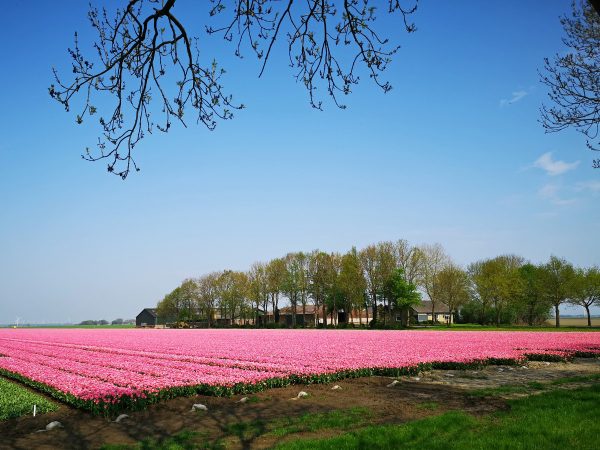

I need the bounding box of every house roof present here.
[139,308,157,317]
[411,301,450,314]
[268,306,374,317]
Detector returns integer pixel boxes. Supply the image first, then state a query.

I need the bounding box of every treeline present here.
[156,240,600,328]
[79,318,134,326]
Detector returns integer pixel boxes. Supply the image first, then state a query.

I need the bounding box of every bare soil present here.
[1,358,598,450]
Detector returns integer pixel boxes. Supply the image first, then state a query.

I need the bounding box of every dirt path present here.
[1,358,598,450]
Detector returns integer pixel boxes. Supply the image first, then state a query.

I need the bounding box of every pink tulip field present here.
[0,328,599,414]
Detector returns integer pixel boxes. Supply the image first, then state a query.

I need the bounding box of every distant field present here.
[546,317,600,327]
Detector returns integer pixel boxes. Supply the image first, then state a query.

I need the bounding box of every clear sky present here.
[0,1,598,323]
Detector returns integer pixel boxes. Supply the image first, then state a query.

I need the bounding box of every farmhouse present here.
[136,308,158,327]
[410,301,453,324]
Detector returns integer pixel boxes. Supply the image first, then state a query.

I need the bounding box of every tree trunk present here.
[371,290,377,326]
[585,305,591,327]
[302,303,306,328]
[447,308,452,328]
[555,304,560,328]
[365,303,370,326]
[431,301,436,325]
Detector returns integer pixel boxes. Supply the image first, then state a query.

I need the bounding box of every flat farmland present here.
[1,329,599,415]
[545,317,600,327]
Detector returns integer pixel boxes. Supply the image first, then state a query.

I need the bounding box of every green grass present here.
[0,377,58,420]
[102,431,224,450]
[275,384,600,450]
[415,401,439,411]
[220,407,371,443]
[468,373,600,398]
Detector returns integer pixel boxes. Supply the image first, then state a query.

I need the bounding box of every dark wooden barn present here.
[136,308,158,327]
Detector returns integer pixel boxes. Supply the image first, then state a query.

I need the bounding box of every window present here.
[396,315,402,322]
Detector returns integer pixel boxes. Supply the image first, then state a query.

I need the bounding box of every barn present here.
[136,308,158,327]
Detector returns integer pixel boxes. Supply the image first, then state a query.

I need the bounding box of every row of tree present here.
[156,240,600,327]
[78,318,134,326]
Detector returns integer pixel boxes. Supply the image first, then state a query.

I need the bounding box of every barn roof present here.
[139,308,157,317]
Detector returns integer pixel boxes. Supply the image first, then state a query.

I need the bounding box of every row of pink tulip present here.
[0,329,598,404]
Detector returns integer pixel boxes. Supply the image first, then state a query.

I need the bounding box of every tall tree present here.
[338,248,367,324]
[431,264,470,327]
[517,264,552,326]
[359,245,379,326]
[266,257,286,324]
[570,266,600,327]
[218,270,249,322]
[308,251,334,327]
[51,0,418,178]
[394,239,424,286]
[540,256,576,328]
[196,272,220,326]
[419,243,450,324]
[383,268,421,326]
[469,255,524,326]
[541,1,600,167]
[248,262,269,327]
[283,253,303,327]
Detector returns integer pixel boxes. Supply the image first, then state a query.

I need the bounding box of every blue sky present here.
[0,1,598,323]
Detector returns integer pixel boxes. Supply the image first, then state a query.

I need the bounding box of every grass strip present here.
[275,383,600,450]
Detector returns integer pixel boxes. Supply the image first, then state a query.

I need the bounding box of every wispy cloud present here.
[533,152,579,176]
[575,180,600,193]
[538,183,577,206]
[500,90,527,106]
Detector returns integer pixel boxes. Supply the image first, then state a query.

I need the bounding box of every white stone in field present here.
[191,403,208,412]
[412,377,421,381]
[521,366,529,369]
[297,391,309,398]
[238,397,249,403]
[114,414,129,423]
[386,380,399,387]
[331,385,342,390]
[444,373,454,378]
[544,362,551,366]
[45,421,63,431]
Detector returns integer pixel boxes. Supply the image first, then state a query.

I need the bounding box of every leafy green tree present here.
[217,270,249,322]
[384,268,421,326]
[517,263,552,326]
[469,255,524,326]
[570,266,600,327]
[266,257,287,324]
[248,262,269,327]
[196,272,220,326]
[283,253,304,327]
[359,244,380,325]
[431,264,470,327]
[540,256,576,328]
[338,248,368,325]
[308,251,335,327]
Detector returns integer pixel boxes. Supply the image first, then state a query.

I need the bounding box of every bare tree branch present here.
[540,1,600,168]
[51,0,417,178]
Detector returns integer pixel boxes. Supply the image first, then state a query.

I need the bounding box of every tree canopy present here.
[541,1,600,167]
[50,0,418,178]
